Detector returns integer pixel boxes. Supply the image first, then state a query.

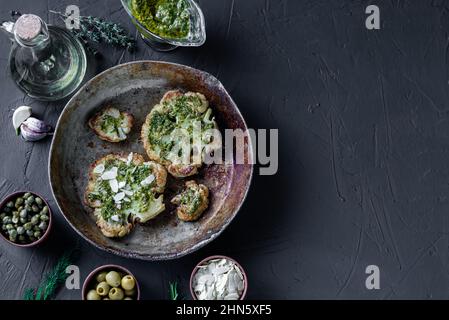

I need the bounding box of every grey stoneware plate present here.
[49,61,253,260]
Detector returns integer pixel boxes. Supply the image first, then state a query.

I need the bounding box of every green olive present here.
[96,281,110,296]
[121,275,136,291]
[124,288,136,297]
[105,271,121,287]
[108,287,124,300]
[95,271,107,283]
[86,289,101,300]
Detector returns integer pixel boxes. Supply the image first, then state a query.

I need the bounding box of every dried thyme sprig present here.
[49,10,136,52]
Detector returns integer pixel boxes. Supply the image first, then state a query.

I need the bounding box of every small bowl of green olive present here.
[82,265,140,300]
[0,191,52,247]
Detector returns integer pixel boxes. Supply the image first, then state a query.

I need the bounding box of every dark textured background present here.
[1,0,449,300]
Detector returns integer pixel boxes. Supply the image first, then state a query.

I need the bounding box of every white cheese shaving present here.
[101,167,118,180]
[192,258,245,300]
[109,179,119,193]
[93,163,105,174]
[127,152,133,165]
[113,192,125,202]
[140,174,155,186]
[123,190,134,196]
[118,181,126,189]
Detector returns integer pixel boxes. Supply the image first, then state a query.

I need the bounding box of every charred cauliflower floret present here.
[171,180,209,222]
[141,90,219,178]
[88,106,133,142]
[85,152,167,238]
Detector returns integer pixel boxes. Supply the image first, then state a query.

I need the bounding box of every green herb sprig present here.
[50,11,136,52]
[169,281,179,300]
[23,251,76,300]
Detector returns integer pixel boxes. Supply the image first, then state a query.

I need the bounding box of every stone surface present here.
[1,0,449,299]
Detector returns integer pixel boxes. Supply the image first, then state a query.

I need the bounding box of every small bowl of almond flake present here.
[190,255,247,300]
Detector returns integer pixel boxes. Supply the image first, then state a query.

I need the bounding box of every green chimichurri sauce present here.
[131,0,191,39]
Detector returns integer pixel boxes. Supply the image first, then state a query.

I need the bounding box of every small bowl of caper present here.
[0,191,52,247]
[82,265,140,300]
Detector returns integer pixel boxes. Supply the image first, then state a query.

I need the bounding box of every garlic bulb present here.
[20,117,53,141]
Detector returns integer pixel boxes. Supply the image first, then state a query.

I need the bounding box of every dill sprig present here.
[50,10,136,52]
[23,251,75,300]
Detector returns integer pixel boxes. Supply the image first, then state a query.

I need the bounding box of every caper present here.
[38,221,47,231]
[40,215,49,222]
[121,275,136,291]
[19,209,27,218]
[31,205,39,213]
[41,206,49,215]
[108,287,124,300]
[3,207,11,213]
[5,224,13,230]
[95,271,108,283]
[11,216,19,224]
[31,215,40,225]
[34,231,42,238]
[9,229,17,237]
[86,289,101,301]
[6,201,14,208]
[96,281,110,296]
[25,205,32,212]
[35,197,43,206]
[105,271,121,287]
[26,230,34,237]
[0,213,6,220]
[26,196,34,204]
[33,225,40,232]
[15,197,24,206]
[29,236,36,242]
[24,222,33,230]
[16,226,25,235]
[19,217,27,224]
[23,192,31,199]
[3,216,11,224]
[18,235,26,242]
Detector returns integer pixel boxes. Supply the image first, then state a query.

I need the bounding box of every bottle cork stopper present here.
[14,14,42,40]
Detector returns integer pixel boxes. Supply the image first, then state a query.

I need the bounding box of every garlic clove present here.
[12,106,32,131]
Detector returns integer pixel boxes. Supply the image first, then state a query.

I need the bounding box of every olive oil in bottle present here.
[1,14,87,101]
